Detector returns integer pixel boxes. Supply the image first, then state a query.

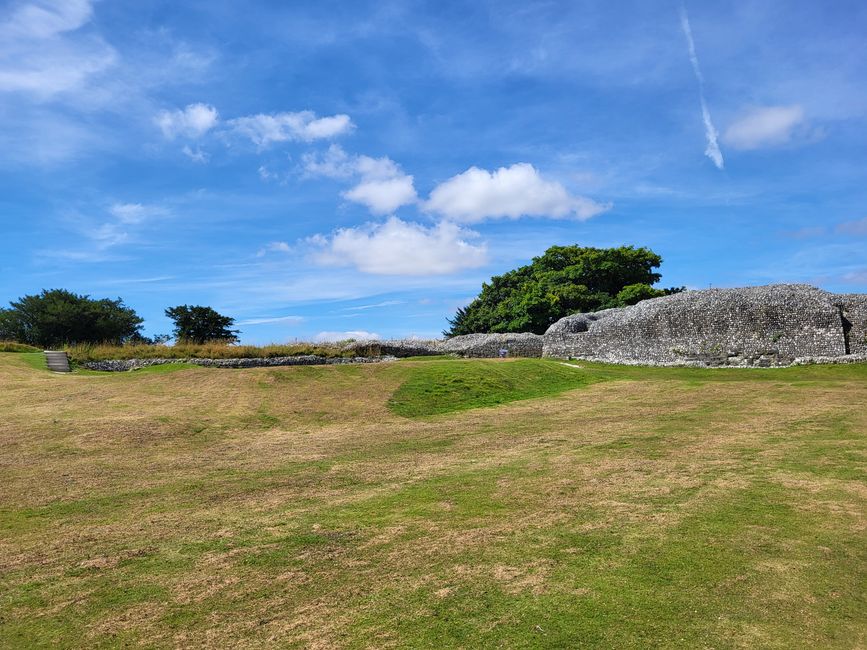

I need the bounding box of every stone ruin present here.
[387,284,867,368]
[83,284,867,371]
[438,332,544,358]
[541,284,867,367]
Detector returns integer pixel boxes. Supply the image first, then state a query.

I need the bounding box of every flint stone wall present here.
[82,355,396,372]
[838,294,867,355]
[543,285,857,367]
[341,339,441,357]
[438,333,543,358]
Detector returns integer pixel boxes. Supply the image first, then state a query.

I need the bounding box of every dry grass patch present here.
[0,354,865,648]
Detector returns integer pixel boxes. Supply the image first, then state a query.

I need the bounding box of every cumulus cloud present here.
[679,6,724,169]
[0,0,115,97]
[425,163,609,222]
[308,217,488,275]
[229,111,353,147]
[156,103,219,139]
[724,105,806,150]
[314,330,381,342]
[303,145,417,214]
[344,176,417,215]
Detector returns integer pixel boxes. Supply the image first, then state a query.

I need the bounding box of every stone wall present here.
[837,294,867,355]
[437,333,544,358]
[543,285,857,367]
[82,355,396,372]
[341,339,441,357]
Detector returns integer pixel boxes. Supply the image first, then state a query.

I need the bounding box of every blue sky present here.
[2,0,866,343]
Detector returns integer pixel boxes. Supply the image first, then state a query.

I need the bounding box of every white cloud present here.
[229,111,353,147]
[302,143,355,178]
[339,300,405,312]
[309,217,488,275]
[0,0,115,98]
[78,202,168,252]
[304,144,418,214]
[156,103,219,139]
[182,145,208,163]
[425,163,609,223]
[237,315,304,326]
[90,222,129,248]
[108,202,166,224]
[257,241,292,256]
[723,105,806,150]
[2,0,92,39]
[679,6,724,170]
[314,330,381,342]
[344,176,417,215]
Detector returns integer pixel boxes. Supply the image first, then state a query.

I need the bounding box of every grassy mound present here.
[388,358,596,417]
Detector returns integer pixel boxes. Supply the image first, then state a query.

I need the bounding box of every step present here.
[44,351,71,372]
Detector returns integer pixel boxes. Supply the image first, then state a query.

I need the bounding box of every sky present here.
[1,0,866,343]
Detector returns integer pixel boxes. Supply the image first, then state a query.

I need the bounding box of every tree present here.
[0,289,144,347]
[165,305,239,344]
[446,245,682,336]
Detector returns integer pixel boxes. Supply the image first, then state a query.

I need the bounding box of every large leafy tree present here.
[165,305,239,344]
[446,245,681,335]
[0,289,144,347]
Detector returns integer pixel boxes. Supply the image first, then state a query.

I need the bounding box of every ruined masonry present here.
[81,284,867,371]
[541,284,867,367]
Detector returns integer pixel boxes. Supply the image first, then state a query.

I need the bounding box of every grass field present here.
[0,352,865,648]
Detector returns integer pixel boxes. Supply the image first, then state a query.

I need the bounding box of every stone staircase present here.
[44,350,71,373]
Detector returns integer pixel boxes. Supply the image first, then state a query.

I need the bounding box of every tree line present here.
[0,289,238,348]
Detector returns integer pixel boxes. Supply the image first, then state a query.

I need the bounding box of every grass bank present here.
[0,354,864,647]
[389,358,597,417]
[64,341,353,363]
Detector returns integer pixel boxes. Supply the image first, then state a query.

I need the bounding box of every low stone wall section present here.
[543,285,850,367]
[82,356,396,372]
[438,333,543,358]
[341,339,441,357]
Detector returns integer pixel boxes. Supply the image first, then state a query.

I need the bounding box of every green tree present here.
[165,305,239,344]
[0,289,144,347]
[446,245,680,335]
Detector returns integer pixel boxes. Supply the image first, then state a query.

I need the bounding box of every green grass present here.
[388,358,597,417]
[1,354,865,648]
[17,352,47,371]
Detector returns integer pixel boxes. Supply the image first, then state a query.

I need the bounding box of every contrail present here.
[679,5,724,169]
